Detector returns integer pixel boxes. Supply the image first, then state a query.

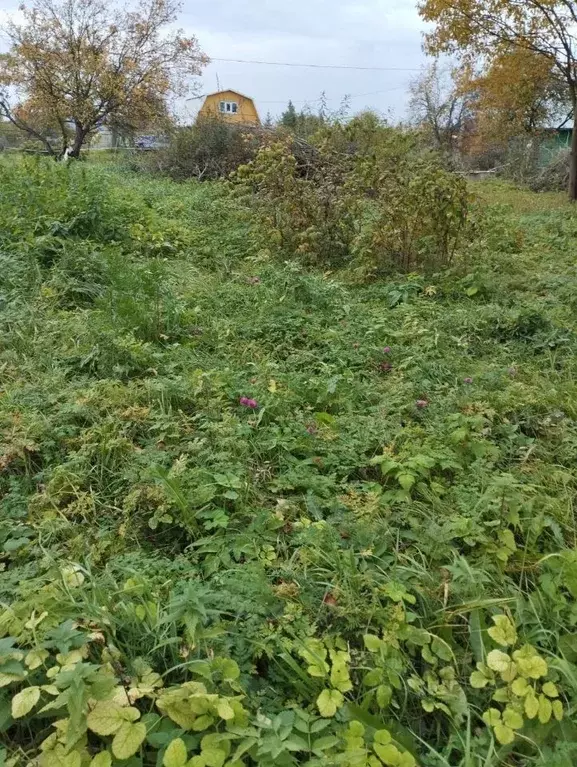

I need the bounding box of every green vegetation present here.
[2,157,577,766]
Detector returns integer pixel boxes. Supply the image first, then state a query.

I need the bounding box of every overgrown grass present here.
[1,158,577,767]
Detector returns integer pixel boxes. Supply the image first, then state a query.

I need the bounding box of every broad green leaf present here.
[376,684,392,707]
[488,615,517,648]
[502,707,523,730]
[112,721,147,760]
[312,735,340,752]
[163,738,188,767]
[348,721,365,738]
[218,658,239,682]
[284,735,309,751]
[397,472,415,491]
[90,752,111,767]
[538,694,552,724]
[199,747,226,767]
[542,681,559,698]
[363,635,382,652]
[374,742,401,765]
[374,730,392,745]
[492,688,509,702]
[398,753,417,767]
[12,686,40,718]
[87,703,127,735]
[470,671,489,689]
[316,689,343,717]
[493,723,515,745]
[430,636,452,662]
[524,693,539,719]
[192,714,215,731]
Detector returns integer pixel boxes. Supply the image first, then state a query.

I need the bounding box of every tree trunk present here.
[570,117,577,201]
[68,123,87,158]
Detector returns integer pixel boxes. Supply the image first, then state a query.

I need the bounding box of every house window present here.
[219,101,239,114]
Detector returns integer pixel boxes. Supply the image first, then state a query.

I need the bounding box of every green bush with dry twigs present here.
[231,117,471,274]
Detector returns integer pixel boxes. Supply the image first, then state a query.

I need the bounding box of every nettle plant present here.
[470,615,564,745]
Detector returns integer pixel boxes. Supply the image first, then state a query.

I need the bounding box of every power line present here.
[257,85,408,105]
[210,57,420,72]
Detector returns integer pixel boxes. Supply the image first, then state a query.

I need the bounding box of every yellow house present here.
[198,90,260,126]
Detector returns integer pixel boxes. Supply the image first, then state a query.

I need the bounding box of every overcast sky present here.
[1,0,430,122]
[183,0,429,122]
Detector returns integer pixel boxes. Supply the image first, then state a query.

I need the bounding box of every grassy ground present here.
[1,159,577,766]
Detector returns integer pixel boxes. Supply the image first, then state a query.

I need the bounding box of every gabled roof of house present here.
[203,90,256,102]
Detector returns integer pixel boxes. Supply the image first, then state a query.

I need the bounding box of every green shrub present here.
[232,125,471,274]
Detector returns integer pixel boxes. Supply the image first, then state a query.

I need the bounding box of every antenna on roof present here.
[216,73,221,92]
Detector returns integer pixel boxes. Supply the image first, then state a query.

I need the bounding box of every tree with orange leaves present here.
[419,0,577,199]
[463,49,568,151]
[0,0,207,157]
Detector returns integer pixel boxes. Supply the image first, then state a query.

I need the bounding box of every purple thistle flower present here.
[383,346,391,354]
[463,377,473,384]
[246,399,259,409]
[239,397,249,406]
[416,399,428,409]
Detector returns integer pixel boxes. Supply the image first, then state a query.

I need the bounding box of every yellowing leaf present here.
[482,708,501,727]
[316,689,344,717]
[12,686,41,718]
[39,746,81,767]
[511,677,529,697]
[90,752,112,767]
[25,649,49,670]
[374,742,401,765]
[268,379,277,393]
[157,698,196,730]
[374,730,392,746]
[61,566,85,588]
[87,702,126,736]
[112,721,146,760]
[538,694,552,724]
[163,738,188,767]
[493,723,515,745]
[216,700,234,720]
[0,672,25,687]
[513,645,548,679]
[192,714,215,731]
[502,707,523,730]
[552,699,563,721]
[486,649,510,672]
[470,670,489,689]
[488,615,517,647]
[541,681,559,698]
[524,693,539,719]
